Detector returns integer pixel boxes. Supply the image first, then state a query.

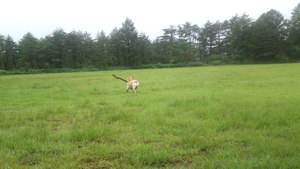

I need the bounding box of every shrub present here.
[0,70,8,75]
[208,54,227,65]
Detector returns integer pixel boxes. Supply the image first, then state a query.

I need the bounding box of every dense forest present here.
[1,4,300,72]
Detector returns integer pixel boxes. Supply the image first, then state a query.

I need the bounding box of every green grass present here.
[0,63,300,168]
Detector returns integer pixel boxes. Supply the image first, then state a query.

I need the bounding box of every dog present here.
[126,76,139,93]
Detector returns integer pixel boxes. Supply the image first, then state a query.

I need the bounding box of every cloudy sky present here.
[1,0,299,41]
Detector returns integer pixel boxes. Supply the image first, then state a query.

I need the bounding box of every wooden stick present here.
[112,74,127,83]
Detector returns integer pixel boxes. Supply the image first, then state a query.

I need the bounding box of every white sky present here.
[1,0,299,41]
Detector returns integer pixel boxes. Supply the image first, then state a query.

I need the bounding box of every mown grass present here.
[0,63,300,168]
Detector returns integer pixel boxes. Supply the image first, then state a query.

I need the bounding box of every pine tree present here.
[18,32,39,68]
[3,36,17,70]
[288,3,300,61]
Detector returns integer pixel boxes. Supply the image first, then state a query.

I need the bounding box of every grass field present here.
[0,64,300,168]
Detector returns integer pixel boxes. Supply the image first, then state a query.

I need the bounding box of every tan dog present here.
[126,76,139,93]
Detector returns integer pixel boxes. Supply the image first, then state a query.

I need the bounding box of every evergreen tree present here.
[50,28,67,68]
[64,31,81,68]
[93,31,112,68]
[37,36,55,68]
[64,31,94,68]
[227,14,253,61]
[0,35,5,69]
[288,3,300,61]
[155,25,179,63]
[161,25,177,43]
[118,18,139,66]
[198,21,216,62]
[110,27,123,66]
[249,9,286,62]
[18,32,39,68]
[109,18,142,66]
[177,22,199,44]
[173,40,197,63]
[136,33,153,64]
[152,38,172,64]
[3,36,18,70]
[79,32,94,67]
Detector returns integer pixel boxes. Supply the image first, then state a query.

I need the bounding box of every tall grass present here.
[0,63,300,168]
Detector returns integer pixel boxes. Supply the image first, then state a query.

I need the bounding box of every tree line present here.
[1,4,300,71]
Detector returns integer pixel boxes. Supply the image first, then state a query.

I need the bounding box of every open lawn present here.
[0,64,300,168]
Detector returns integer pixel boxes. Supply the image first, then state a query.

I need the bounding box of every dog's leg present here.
[132,87,137,94]
[126,84,129,93]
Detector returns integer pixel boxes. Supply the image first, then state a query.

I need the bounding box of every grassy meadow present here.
[0,64,300,168]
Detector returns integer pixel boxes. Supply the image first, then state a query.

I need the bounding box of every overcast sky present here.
[1,0,299,41]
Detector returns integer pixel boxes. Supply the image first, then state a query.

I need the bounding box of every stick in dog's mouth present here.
[112,74,127,83]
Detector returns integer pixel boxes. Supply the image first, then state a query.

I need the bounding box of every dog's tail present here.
[112,74,127,83]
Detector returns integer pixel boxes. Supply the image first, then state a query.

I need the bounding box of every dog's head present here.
[127,76,133,82]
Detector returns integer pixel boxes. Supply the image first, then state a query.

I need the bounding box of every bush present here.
[211,60,224,65]
[208,54,227,65]
[275,54,289,63]
[135,62,204,69]
[0,62,206,76]
[0,70,9,75]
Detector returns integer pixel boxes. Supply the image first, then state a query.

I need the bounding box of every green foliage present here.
[0,69,9,75]
[0,35,5,70]
[227,14,252,59]
[1,36,18,70]
[2,4,300,72]
[93,31,112,68]
[132,62,204,69]
[172,40,197,63]
[109,18,150,66]
[49,28,67,68]
[208,54,227,65]
[18,32,39,69]
[288,3,300,61]
[248,10,286,62]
